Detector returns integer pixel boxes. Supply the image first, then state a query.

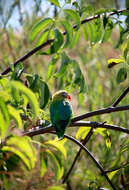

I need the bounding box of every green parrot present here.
[50,90,72,140]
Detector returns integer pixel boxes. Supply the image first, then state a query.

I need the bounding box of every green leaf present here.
[36,29,50,47]
[10,81,39,117]
[40,153,47,177]
[2,146,32,169]
[71,29,80,48]
[76,127,91,139]
[29,18,53,42]
[48,0,60,7]
[61,20,73,48]
[105,132,111,149]
[0,98,10,128]
[85,22,93,43]
[7,105,22,129]
[116,25,128,48]
[102,19,114,43]
[55,52,70,77]
[46,150,64,180]
[11,86,21,105]
[107,58,125,68]
[80,76,85,93]
[72,60,86,92]
[108,170,118,180]
[11,62,24,80]
[45,139,67,159]
[0,98,10,138]
[28,74,40,91]
[93,19,103,43]
[123,40,129,60]
[64,9,80,30]
[0,109,6,138]
[116,67,127,83]
[43,29,64,55]
[0,91,10,102]
[46,54,60,81]
[0,78,8,89]
[2,136,37,170]
[39,80,50,109]
[47,185,65,190]
[82,25,88,41]
[72,1,80,10]
[26,74,50,109]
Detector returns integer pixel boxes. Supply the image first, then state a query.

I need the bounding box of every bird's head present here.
[52,90,71,101]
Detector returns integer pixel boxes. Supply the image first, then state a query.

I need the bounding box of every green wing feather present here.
[50,100,72,139]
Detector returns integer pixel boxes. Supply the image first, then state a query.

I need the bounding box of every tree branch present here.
[62,128,93,184]
[1,8,129,75]
[23,104,129,137]
[1,39,54,75]
[104,162,129,174]
[71,105,129,122]
[70,121,129,134]
[61,134,116,190]
[61,85,129,183]
[62,86,129,183]
[112,87,129,107]
[23,120,129,138]
[23,124,53,137]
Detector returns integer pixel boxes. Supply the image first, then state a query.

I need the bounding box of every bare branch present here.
[62,128,93,183]
[23,120,129,138]
[23,124,53,137]
[112,87,129,107]
[71,121,129,134]
[71,105,129,122]
[1,39,54,75]
[62,134,116,190]
[104,162,129,174]
[62,87,129,183]
[1,8,129,76]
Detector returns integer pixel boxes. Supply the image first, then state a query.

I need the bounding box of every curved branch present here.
[61,134,116,190]
[62,86,129,183]
[71,105,129,122]
[1,8,129,75]
[62,128,93,183]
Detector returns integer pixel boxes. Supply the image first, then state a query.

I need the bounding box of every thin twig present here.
[112,87,129,107]
[104,162,129,174]
[71,105,129,122]
[62,128,93,183]
[1,8,129,76]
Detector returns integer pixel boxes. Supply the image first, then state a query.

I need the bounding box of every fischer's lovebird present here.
[50,90,72,140]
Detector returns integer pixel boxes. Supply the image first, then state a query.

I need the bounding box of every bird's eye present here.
[63,93,67,97]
